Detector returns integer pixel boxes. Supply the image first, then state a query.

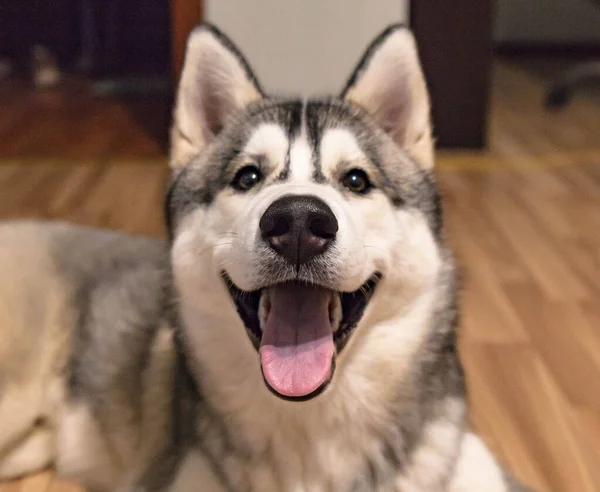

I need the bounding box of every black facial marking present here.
[424,171,444,238]
[288,100,303,135]
[164,177,177,241]
[277,100,303,181]
[164,166,192,242]
[305,101,327,183]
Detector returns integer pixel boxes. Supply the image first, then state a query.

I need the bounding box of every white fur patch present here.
[320,128,367,175]
[243,123,289,168]
[288,135,314,181]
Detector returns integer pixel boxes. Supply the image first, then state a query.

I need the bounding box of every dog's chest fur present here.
[179,421,385,491]
[175,437,383,491]
[171,402,464,492]
[168,341,465,492]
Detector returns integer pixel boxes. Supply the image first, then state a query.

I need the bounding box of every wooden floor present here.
[0,77,170,160]
[0,59,599,492]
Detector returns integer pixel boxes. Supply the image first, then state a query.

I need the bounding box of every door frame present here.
[410,0,494,148]
[170,0,203,80]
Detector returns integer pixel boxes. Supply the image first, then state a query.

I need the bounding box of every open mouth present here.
[223,273,381,401]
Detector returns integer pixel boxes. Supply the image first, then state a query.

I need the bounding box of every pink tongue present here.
[260,283,335,398]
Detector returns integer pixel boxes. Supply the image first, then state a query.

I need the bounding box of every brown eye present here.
[342,169,371,194]
[232,166,262,191]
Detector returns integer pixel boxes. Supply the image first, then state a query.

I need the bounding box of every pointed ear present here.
[170,24,263,170]
[342,25,434,169]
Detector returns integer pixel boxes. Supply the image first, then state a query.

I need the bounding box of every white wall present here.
[207,0,409,96]
[495,0,600,43]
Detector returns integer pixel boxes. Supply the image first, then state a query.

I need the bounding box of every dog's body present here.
[0,25,531,491]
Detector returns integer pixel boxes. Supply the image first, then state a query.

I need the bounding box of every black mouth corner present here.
[221,272,382,353]
[334,273,381,351]
[222,273,263,345]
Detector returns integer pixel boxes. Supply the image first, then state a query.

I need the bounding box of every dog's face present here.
[167,25,443,401]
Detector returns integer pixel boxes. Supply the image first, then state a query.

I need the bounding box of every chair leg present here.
[546,61,600,108]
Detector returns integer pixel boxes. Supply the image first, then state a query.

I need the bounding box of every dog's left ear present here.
[171,24,263,171]
[342,25,434,169]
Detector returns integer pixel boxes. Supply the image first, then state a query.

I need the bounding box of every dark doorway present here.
[411,0,494,148]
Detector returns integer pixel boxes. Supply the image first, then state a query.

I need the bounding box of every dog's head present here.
[167,24,444,402]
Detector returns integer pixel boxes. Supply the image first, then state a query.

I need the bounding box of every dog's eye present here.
[342,169,371,194]
[232,166,262,191]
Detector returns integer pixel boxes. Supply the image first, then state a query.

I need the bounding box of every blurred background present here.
[0,1,599,492]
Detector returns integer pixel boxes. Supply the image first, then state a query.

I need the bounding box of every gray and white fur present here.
[0,24,533,492]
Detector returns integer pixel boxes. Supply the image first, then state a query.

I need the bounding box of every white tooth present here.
[329,294,342,332]
[259,289,271,330]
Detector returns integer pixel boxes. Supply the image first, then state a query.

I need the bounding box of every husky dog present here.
[0,24,531,491]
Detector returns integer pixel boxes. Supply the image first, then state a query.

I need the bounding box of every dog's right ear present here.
[171,24,263,171]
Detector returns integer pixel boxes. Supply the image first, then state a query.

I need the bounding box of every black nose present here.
[259,195,338,268]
